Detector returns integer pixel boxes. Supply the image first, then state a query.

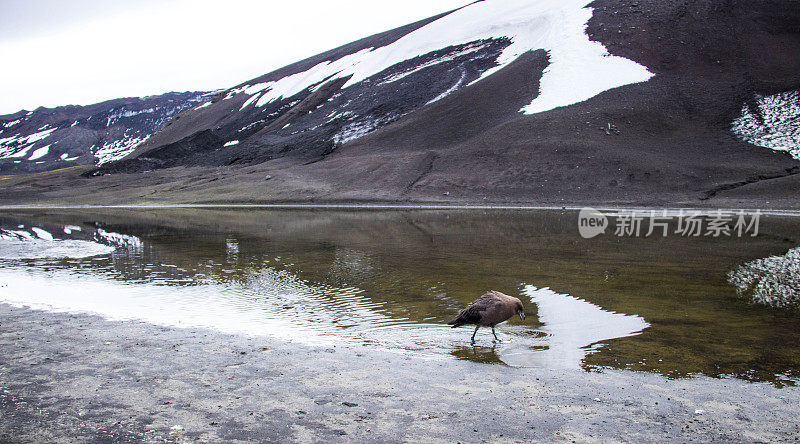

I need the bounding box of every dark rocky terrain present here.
[0,0,798,207]
[0,92,211,175]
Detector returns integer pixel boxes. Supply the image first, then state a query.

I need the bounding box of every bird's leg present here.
[491,325,500,342]
[471,326,479,344]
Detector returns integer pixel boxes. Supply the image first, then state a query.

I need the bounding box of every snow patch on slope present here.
[106,108,156,127]
[378,42,488,85]
[239,93,261,111]
[4,144,34,159]
[731,90,800,160]
[0,127,57,159]
[230,0,652,116]
[93,135,150,165]
[2,118,23,128]
[28,144,50,160]
[728,247,800,309]
[426,68,467,105]
[333,113,403,144]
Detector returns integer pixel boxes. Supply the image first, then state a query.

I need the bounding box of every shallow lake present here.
[1,207,798,386]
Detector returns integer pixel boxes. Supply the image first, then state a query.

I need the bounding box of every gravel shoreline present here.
[2,304,799,443]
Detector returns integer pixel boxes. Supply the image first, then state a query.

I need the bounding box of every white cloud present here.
[0,0,467,114]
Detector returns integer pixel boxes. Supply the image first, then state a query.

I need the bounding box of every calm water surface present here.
[0,208,798,386]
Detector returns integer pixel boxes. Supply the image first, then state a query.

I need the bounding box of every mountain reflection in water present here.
[0,208,798,386]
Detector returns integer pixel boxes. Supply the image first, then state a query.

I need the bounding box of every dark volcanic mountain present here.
[1,0,799,207]
[0,92,211,175]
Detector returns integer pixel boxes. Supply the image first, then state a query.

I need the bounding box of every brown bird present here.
[448,291,526,343]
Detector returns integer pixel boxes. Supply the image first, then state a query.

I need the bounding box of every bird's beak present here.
[519,311,526,320]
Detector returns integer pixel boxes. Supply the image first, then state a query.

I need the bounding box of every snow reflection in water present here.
[502,286,650,368]
[0,226,115,259]
[0,228,650,368]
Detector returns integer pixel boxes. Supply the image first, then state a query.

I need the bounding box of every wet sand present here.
[1,303,798,443]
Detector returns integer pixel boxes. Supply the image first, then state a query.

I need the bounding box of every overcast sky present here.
[0,0,467,115]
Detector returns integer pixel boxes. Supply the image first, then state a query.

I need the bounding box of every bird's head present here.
[516,300,525,321]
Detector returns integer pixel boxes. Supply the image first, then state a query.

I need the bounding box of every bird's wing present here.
[454,304,484,324]
[449,293,501,325]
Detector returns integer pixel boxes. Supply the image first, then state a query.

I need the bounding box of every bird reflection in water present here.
[450,344,507,365]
